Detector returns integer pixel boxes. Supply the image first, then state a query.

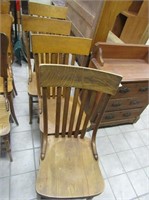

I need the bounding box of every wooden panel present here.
[22,15,71,35]
[29,2,68,19]
[32,34,92,55]
[39,64,122,95]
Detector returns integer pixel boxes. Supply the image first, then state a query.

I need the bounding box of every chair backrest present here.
[22,14,71,36]
[31,34,92,97]
[0,33,9,93]
[0,14,13,56]
[0,1,10,14]
[39,63,122,139]
[28,2,68,19]
[21,14,71,80]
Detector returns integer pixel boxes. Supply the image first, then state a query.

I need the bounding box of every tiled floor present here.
[0,61,149,200]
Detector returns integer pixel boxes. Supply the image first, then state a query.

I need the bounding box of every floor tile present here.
[127,169,149,196]
[105,126,122,136]
[133,118,147,130]
[13,102,29,117]
[138,129,149,146]
[34,148,40,170]
[123,131,144,148]
[0,177,9,200]
[11,149,35,175]
[144,167,149,178]
[96,136,115,156]
[108,134,130,152]
[13,91,29,104]
[93,179,115,200]
[133,146,149,167]
[117,150,141,172]
[0,158,10,178]
[119,124,136,133]
[100,154,124,177]
[109,174,137,200]
[32,129,41,148]
[11,131,33,152]
[96,128,107,137]
[11,116,39,133]
[10,172,37,200]
[139,194,149,200]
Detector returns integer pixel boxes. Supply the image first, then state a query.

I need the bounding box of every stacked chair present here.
[21,1,71,124]
[21,14,71,124]
[0,13,18,125]
[0,33,12,161]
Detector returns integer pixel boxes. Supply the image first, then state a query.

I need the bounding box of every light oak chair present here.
[31,34,92,99]
[22,14,71,124]
[0,15,19,125]
[0,33,13,161]
[28,1,68,19]
[0,13,18,96]
[36,63,122,199]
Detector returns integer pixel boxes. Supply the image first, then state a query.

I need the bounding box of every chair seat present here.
[28,72,38,96]
[0,76,13,93]
[0,95,10,136]
[39,96,91,134]
[36,136,104,198]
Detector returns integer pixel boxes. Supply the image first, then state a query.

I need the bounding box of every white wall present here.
[29,0,51,5]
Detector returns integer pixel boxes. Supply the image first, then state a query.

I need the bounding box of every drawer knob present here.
[123,112,131,117]
[139,87,148,92]
[130,100,139,105]
[112,102,121,107]
[105,114,114,120]
[119,87,129,93]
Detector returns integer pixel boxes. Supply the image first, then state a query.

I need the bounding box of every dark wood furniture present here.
[90,42,149,127]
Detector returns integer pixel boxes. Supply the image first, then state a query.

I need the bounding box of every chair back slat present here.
[80,91,97,138]
[68,88,80,137]
[74,89,88,138]
[29,2,68,19]
[55,87,62,137]
[62,87,71,137]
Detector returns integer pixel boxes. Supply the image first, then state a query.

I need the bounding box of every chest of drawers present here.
[90,42,149,127]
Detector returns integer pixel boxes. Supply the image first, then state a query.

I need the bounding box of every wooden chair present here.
[36,63,122,199]
[31,34,92,97]
[28,1,68,19]
[0,33,13,161]
[0,13,18,96]
[0,32,18,125]
[21,14,71,124]
[0,0,10,14]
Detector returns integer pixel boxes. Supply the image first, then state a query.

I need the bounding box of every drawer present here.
[112,81,149,99]
[106,97,148,112]
[102,108,143,123]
